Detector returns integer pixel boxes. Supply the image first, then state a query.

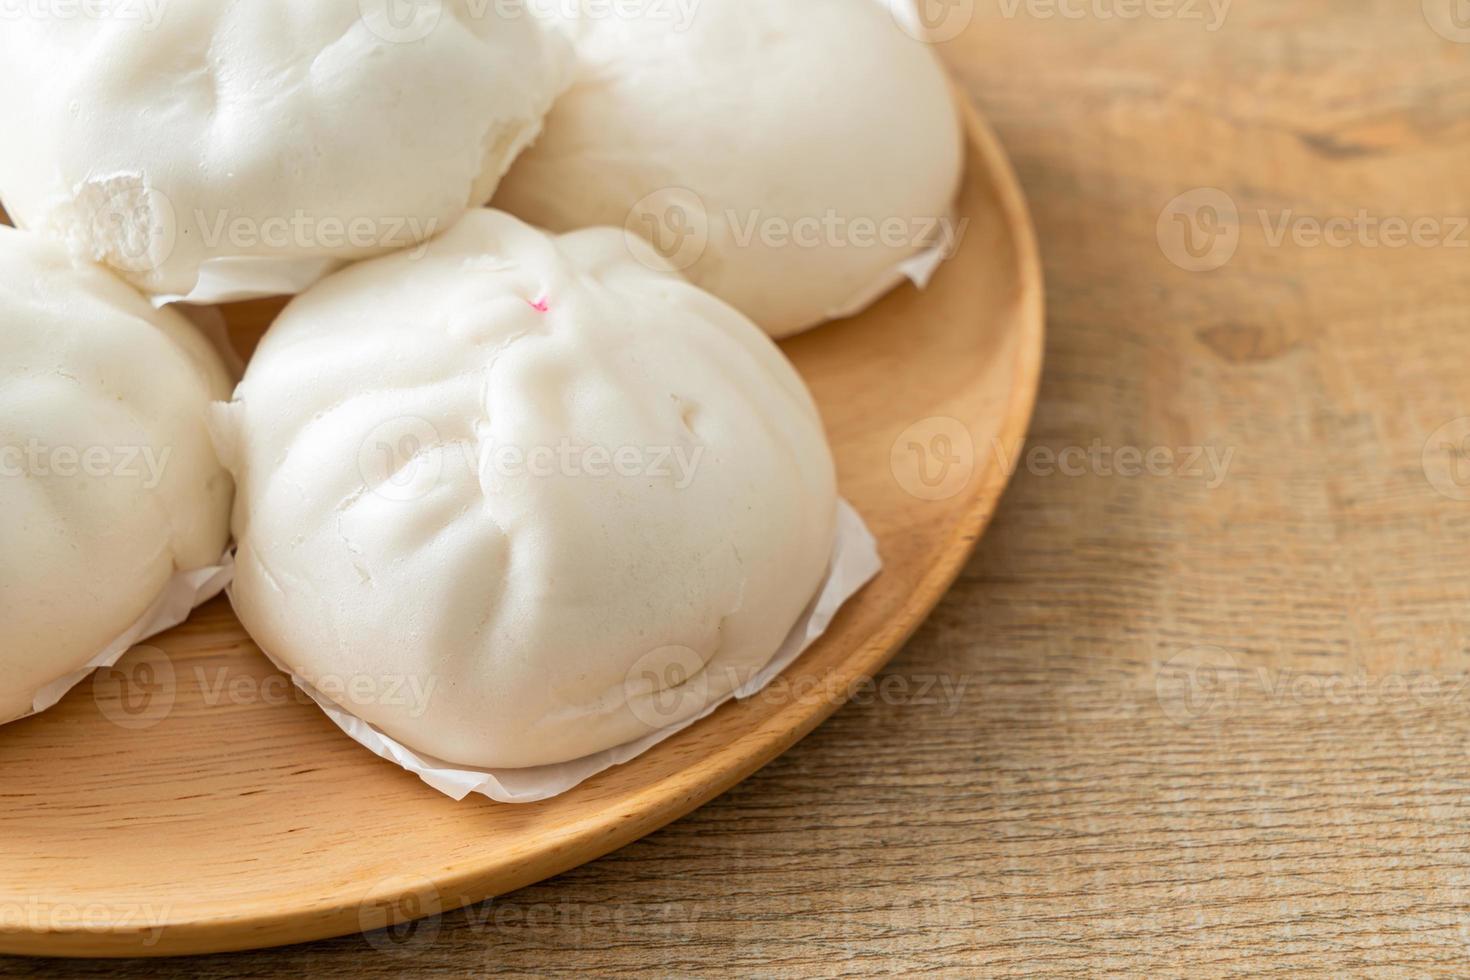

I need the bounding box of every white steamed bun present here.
[215,209,839,770]
[494,0,964,338]
[0,1,570,300]
[0,227,233,724]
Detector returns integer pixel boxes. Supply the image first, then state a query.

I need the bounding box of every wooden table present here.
[5,1,1470,974]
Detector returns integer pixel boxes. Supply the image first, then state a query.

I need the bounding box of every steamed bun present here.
[0,227,233,724]
[494,0,964,338]
[0,1,569,300]
[215,210,839,770]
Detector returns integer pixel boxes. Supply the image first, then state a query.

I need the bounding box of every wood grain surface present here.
[0,97,1040,957]
[5,0,1470,973]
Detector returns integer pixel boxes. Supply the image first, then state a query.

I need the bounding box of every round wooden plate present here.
[0,93,1042,958]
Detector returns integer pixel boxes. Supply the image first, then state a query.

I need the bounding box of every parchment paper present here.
[13,556,234,723]
[822,240,953,324]
[152,255,342,308]
[254,499,882,804]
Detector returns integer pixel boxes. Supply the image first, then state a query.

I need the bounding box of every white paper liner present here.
[882,0,928,41]
[151,255,344,308]
[158,236,956,326]
[820,0,966,326]
[11,555,235,724]
[822,239,952,324]
[251,499,882,804]
[152,235,955,318]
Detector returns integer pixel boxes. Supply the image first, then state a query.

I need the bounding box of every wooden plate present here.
[0,93,1042,957]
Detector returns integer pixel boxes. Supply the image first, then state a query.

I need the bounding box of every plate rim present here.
[4,87,1045,959]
